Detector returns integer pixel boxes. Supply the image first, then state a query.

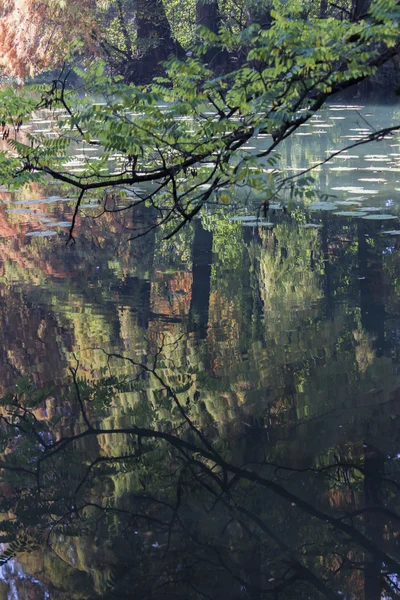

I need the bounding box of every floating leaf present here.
[308,202,337,211]
[7,208,39,215]
[47,221,71,228]
[230,215,259,222]
[334,211,367,217]
[362,214,397,221]
[358,178,387,183]
[356,207,380,212]
[25,230,57,237]
[241,221,274,227]
[13,197,71,205]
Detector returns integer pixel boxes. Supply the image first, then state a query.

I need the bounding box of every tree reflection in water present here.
[0,348,398,600]
[0,164,400,596]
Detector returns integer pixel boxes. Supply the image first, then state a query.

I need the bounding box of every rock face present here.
[0,0,96,78]
[0,0,183,84]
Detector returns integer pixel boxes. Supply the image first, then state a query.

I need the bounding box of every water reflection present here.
[0,104,398,598]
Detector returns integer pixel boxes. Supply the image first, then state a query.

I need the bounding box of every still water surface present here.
[0,102,399,598]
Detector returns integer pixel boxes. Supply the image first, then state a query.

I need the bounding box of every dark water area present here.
[0,103,398,598]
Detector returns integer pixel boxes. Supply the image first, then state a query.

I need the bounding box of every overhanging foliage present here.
[0,0,399,241]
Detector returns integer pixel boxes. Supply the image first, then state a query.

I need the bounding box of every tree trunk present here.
[245,1,272,28]
[363,444,384,600]
[189,220,213,339]
[196,0,228,71]
[135,0,182,58]
[352,0,371,20]
[319,0,328,18]
[196,0,220,32]
[357,221,386,356]
[102,0,185,83]
[134,0,185,81]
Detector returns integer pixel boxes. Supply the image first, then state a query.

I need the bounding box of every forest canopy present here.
[0,0,399,240]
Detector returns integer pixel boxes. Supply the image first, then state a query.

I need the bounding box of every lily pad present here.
[299,223,323,228]
[13,197,71,205]
[358,178,387,183]
[334,211,367,217]
[356,207,381,212]
[332,186,364,192]
[47,221,71,228]
[40,196,70,203]
[25,230,57,237]
[383,230,400,235]
[308,202,337,211]
[362,214,397,221]
[230,215,259,222]
[329,167,357,172]
[7,208,37,215]
[241,221,274,227]
[349,189,378,195]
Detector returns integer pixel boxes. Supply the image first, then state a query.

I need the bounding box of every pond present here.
[0,101,399,599]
